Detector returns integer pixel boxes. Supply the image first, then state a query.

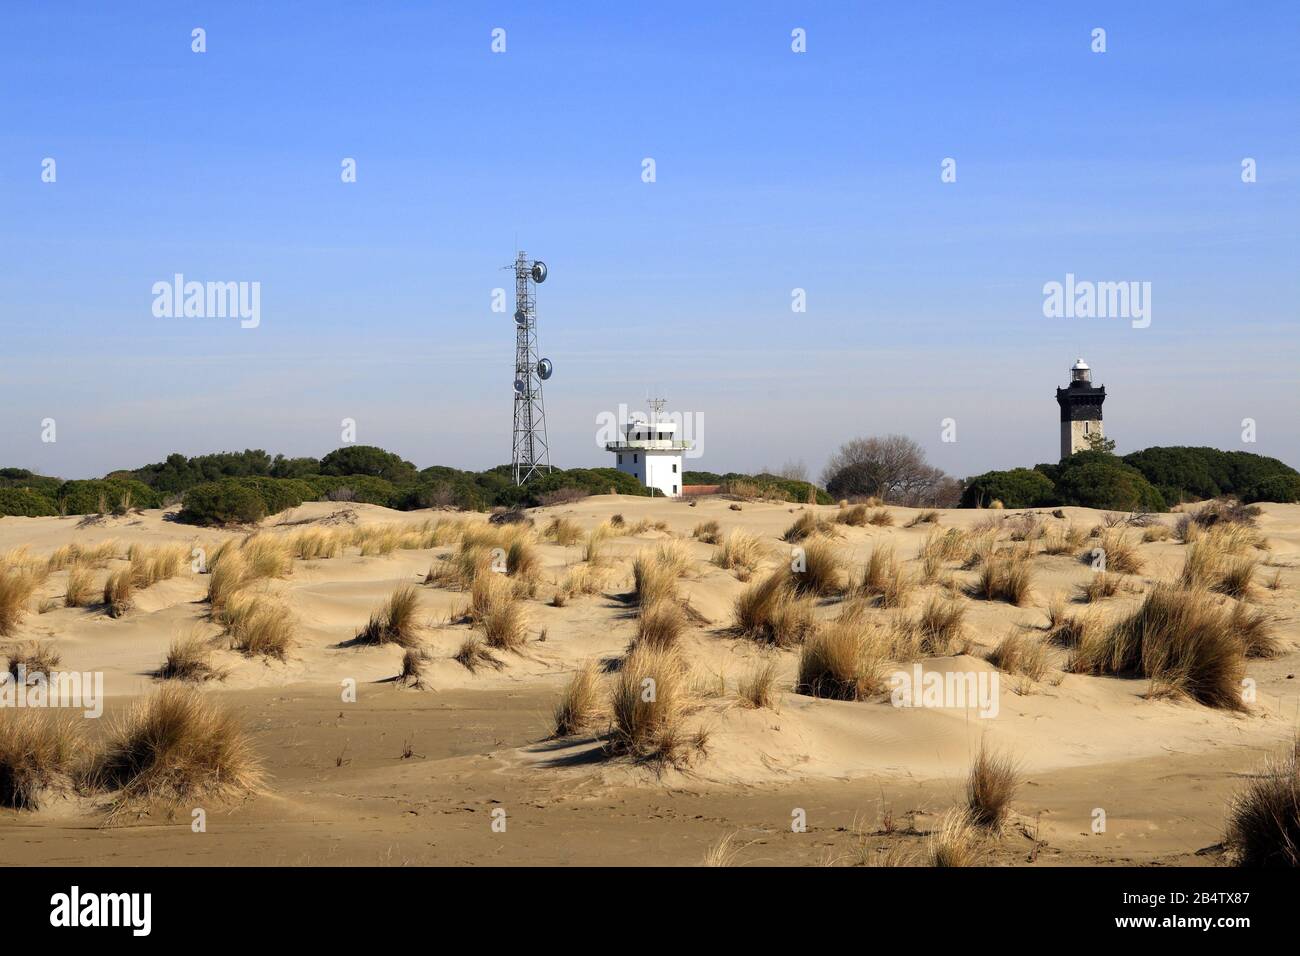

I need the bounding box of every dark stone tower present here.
[1056,358,1105,460]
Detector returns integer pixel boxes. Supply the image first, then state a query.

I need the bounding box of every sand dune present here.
[1,496,1296,866]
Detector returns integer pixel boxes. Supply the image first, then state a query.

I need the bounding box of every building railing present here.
[605,440,693,451]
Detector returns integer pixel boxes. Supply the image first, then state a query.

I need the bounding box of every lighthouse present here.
[605,399,692,497]
[1056,358,1106,460]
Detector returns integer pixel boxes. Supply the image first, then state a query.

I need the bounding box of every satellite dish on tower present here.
[513,378,525,394]
[514,309,526,326]
[537,358,553,380]
[531,261,547,283]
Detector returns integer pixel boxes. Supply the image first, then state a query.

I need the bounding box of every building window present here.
[618,454,623,465]
[672,484,678,495]
[672,463,677,473]
[633,454,638,463]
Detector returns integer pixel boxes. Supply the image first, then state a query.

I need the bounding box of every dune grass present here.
[737,660,780,709]
[1068,584,1246,710]
[692,520,722,544]
[6,641,61,680]
[355,585,422,648]
[911,594,967,656]
[987,630,1050,680]
[1225,744,1300,868]
[859,545,913,608]
[90,686,261,805]
[791,537,846,597]
[0,566,43,635]
[552,660,603,737]
[712,530,765,574]
[64,565,95,608]
[0,710,83,809]
[635,599,686,651]
[927,810,984,867]
[969,547,1033,606]
[733,569,818,647]
[221,594,296,660]
[795,619,888,701]
[966,743,1019,831]
[454,634,502,673]
[783,512,836,543]
[158,633,224,682]
[103,569,135,618]
[397,648,431,689]
[609,643,696,765]
[543,517,584,546]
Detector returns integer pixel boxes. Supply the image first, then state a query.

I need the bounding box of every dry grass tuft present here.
[635,599,686,651]
[103,569,135,618]
[0,566,43,635]
[64,565,95,608]
[791,537,846,597]
[6,641,61,680]
[1143,524,1172,543]
[737,660,780,709]
[867,508,894,527]
[1228,601,1279,659]
[0,711,83,809]
[836,504,868,527]
[1225,745,1300,868]
[927,810,984,867]
[543,517,584,546]
[552,660,603,736]
[355,585,422,648]
[454,634,502,673]
[795,619,888,701]
[906,510,940,528]
[91,686,261,805]
[692,520,722,544]
[1069,584,1246,710]
[713,530,765,573]
[206,550,249,614]
[1092,530,1143,575]
[859,545,913,608]
[397,648,430,689]
[912,594,967,656]
[222,594,296,660]
[475,576,529,650]
[966,743,1019,831]
[987,630,1049,680]
[609,643,696,765]
[969,547,1033,606]
[158,633,223,682]
[1079,572,1120,602]
[733,570,817,647]
[782,512,836,543]
[241,534,293,578]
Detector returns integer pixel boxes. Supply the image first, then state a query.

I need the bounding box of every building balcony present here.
[605,440,692,452]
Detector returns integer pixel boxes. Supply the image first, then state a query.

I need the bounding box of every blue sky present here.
[2,1,1296,481]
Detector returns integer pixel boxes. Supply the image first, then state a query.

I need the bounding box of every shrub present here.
[1052,452,1167,512]
[178,479,268,526]
[960,468,1056,510]
[0,487,58,517]
[57,478,162,515]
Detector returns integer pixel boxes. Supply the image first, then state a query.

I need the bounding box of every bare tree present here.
[777,459,809,482]
[822,434,949,503]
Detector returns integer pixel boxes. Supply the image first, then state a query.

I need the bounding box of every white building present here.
[605,406,693,497]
